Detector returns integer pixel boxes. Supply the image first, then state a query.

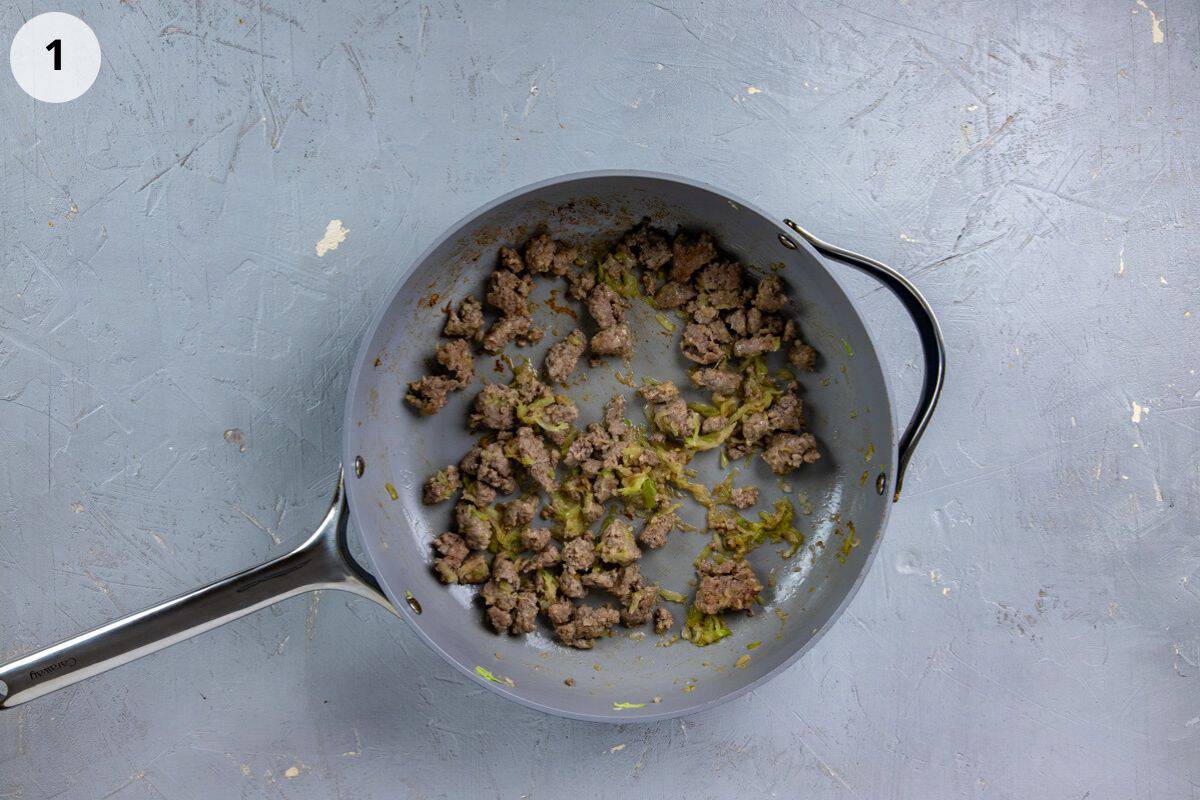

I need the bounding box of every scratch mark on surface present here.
[233,505,281,546]
[342,43,377,116]
[306,592,321,641]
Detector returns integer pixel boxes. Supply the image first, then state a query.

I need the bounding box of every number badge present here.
[9,12,101,103]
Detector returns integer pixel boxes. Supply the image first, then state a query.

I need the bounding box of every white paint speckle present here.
[315,219,349,257]
[1135,0,1165,43]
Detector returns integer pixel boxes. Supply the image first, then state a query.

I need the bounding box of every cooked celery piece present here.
[682,606,732,646]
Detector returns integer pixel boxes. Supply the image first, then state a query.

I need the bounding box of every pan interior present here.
[343,174,893,720]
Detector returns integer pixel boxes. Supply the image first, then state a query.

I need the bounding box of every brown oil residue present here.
[373,357,382,368]
[544,289,577,318]
[421,293,441,308]
[493,354,515,374]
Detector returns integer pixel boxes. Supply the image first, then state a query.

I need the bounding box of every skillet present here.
[0,171,943,722]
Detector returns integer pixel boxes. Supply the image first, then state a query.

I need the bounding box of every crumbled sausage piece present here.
[598,519,641,565]
[602,394,628,436]
[761,432,820,474]
[670,231,716,282]
[744,304,782,333]
[510,365,553,405]
[487,606,513,632]
[525,541,562,572]
[639,510,676,549]
[422,465,461,504]
[554,604,620,649]
[637,380,679,404]
[565,265,596,300]
[480,314,534,354]
[650,396,696,440]
[457,552,490,584]
[486,269,534,317]
[624,220,673,270]
[443,296,485,340]
[653,606,674,633]
[432,531,469,583]
[732,334,781,358]
[405,375,456,416]
[611,564,644,599]
[688,299,719,324]
[586,284,626,329]
[622,585,658,627]
[500,495,539,529]
[654,281,696,310]
[696,262,744,309]
[436,338,475,387]
[681,320,731,365]
[689,367,741,395]
[767,390,803,432]
[460,479,496,507]
[590,324,633,358]
[524,233,577,276]
[475,442,517,493]
[729,486,759,509]
[498,246,524,273]
[516,323,545,347]
[456,501,494,550]
[725,308,749,337]
[754,275,788,312]
[740,412,770,447]
[562,537,596,571]
[469,383,520,430]
[788,341,818,371]
[507,426,557,492]
[546,600,574,625]
[694,558,762,614]
[559,568,586,599]
[510,591,539,634]
[491,553,520,586]
[545,329,586,384]
[520,526,552,552]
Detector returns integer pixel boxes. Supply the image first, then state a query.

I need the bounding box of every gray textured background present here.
[2,0,1198,797]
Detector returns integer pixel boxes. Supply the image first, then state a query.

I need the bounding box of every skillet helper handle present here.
[0,470,391,710]
[783,220,946,502]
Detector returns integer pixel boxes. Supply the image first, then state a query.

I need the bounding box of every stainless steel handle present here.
[0,469,393,709]
[783,220,946,502]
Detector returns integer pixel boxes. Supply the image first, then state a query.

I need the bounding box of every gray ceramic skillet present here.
[0,171,944,722]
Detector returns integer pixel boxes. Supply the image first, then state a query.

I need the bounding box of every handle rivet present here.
[354,456,365,478]
[875,472,887,496]
[405,591,422,615]
[778,233,798,250]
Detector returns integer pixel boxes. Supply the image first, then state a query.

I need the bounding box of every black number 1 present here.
[47,39,61,70]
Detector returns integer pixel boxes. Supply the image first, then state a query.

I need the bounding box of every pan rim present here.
[342,169,898,723]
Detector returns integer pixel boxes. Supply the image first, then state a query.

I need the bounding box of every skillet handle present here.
[783,220,946,502]
[0,469,393,710]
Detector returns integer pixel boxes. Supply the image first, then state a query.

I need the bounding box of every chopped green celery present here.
[654,313,676,332]
[617,472,659,509]
[682,606,731,646]
[658,588,687,604]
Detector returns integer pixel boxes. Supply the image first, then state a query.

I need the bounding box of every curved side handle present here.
[0,469,394,710]
[784,219,946,502]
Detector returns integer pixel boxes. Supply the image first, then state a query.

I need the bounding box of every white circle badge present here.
[10,12,101,103]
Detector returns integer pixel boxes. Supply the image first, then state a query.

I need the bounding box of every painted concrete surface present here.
[1,0,1198,797]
